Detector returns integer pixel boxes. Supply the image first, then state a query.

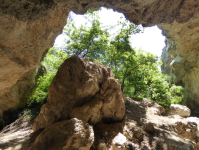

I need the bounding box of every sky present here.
[54,7,165,57]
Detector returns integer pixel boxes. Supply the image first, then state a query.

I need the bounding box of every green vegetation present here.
[27,48,69,106]
[27,9,187,109]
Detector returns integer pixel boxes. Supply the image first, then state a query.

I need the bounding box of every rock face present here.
[159,18,199,113]
[112,133,127,150]
[0,68,37,113]
[1,0,199,116]
[0,65,46,129]
[29,118,94,150]
[0,4,69,115]
[33,56,126,131]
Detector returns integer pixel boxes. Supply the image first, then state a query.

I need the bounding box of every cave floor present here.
[0,118,38,150]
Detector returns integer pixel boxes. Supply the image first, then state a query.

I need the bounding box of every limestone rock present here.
[0,67,37,112]
[0,4,69,116]
[124,97,197,150]
[1,0,199,119]
[167,104,191,117]
[0,0,199,118]
[29,118,94,150]
[141,98,165,115]
[71,78,126,125]
[1,97,199,150]
[112,133,127,150]
[0,64,47,128]
[70,95,104,124]
[159,18,199,113]
[144,122,155,133]
[33,56,126,131]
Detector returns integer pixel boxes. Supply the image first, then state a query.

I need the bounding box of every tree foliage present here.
[63,10,110,62]
[29,9,187,109]
[27,48,69,106]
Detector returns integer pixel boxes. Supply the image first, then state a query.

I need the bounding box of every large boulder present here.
[29,118,94,150]
[33,56,126,131]
[70,77,126,124]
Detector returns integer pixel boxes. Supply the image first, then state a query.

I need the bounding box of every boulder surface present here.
[29,118,94,150]
[166,104,191,117]
[33,56,126,131]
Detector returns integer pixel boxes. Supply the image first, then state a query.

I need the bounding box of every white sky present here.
[54,7,165,57]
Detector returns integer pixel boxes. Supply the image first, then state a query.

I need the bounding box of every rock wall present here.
[0,64,47,128]
[0,4,69,116]
[159,18,199,113]
[0,67,37,124]
[0,0,199,116]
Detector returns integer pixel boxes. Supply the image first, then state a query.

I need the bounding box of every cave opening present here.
[36,7,185,109]
[0,1,198,128]
[1,1,199,149]
[55,7,165,58]
[51,7,167,96]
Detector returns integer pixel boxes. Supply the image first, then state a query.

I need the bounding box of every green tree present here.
[63,10,110,62]
[27,48,69,105]
[28,9,187,109]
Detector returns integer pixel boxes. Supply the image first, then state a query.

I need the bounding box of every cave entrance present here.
[38,7,169,101]
[55,7,165,58]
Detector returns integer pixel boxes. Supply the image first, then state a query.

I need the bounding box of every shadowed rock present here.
[29,118,94,150]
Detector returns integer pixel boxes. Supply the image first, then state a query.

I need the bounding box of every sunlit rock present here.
[167,104,191,117]
[112,133,127,150]
[159,18,199,113]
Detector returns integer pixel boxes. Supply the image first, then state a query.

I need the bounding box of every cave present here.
[1,0,199,122]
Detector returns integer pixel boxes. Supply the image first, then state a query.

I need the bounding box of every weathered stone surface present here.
[174,117,199,148]
[167,104,191,117]
[91,97,197,149]
[0,65,47,128]
[159,18,199,113]
[0,67,36,111]
[29,118,94,150]
[1,0,199,116]
[97,139,108,150]
[1,97,199,150]
[1,0,199,25]
[33,56,126,131]
[112,133,127,150]
[0,4,69,115]
[70,78,126,125]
